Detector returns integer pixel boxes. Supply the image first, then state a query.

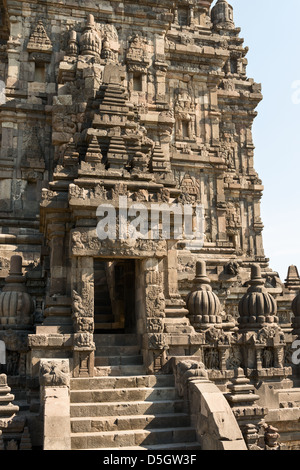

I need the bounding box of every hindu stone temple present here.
[0,0,300,451]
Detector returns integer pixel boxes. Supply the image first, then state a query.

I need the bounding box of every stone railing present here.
[171,358,247,451]
[39,359,71,450]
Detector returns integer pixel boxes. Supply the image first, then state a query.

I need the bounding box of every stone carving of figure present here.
[204,349,219,370]
[263,349,273,369]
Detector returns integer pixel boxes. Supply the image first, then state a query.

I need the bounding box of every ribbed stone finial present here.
[285,265,300,289]
[87,13,95,27]
[186,261,222,330]
[195,261,210,286]
[251,263,261,280]
[9,255,23,276]
[238,264,278,329]
[248,264,265,289]
[0,256,34,328]
[80,13,101,57]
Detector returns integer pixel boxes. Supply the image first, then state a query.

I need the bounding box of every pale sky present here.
[217,0,300,281]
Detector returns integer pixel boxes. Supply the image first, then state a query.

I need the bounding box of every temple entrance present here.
[94,259,136,333]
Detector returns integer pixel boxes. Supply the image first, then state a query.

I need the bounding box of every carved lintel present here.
[71,229,168,259]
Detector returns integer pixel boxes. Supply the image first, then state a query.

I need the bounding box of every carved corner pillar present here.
[71,257,95,378]
[42,222,72,329]
[216,178,227,242]
[143,259,167,374]
[253,198,265,258]
[207,88,220,146]
[48,223,67,296]
[144,333,168,375]
[73,333,95,378]
[165,244,182,300]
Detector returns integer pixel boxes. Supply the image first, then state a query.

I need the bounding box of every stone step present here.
[94,279,109,287]
[96,442,202,451]
[71,413,191,433]
[94,314,115,323]
[95,355,144,367]
[94,322,124,330]
[94,365,146,377]
[12,390,28,401]
[94,298,111,306]
[70,399,188,418]
[13,399,30,412]
[96,345,141,356]
[94,286,110,295]
[94,290,110,298]
[70,387,178,404]
[71,427,197,450]
[94,304,112,313]
[70,375,175,391]
[93,334,139,348]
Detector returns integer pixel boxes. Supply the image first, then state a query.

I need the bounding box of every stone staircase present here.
[94,333,145,377]
[69,333,201,451]
[94,261,116,330]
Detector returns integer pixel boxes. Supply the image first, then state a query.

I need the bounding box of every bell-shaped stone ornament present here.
[186,261,222,330]
[0,256,34,329]
[80,14,102,58]
[238,264,278,329]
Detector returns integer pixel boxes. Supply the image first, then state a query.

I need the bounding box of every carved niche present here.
[226,201,242,235]
[126,33,151,74]
[174,88,196,141]
[27,21,53,54]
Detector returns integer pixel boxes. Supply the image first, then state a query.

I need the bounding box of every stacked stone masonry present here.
[0,0,299,450]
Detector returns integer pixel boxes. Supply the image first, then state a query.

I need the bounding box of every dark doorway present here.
[94,259,136,333]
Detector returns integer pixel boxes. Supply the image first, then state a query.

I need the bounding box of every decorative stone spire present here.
[226,368,268,450]
[0,256,34,329]
[238,264,278,329]
[63,138,79,167]
[0,374,20,451]
[80,14,102,58]
[226,368,261,409]
[0,374,19,421]
[285,265,300,289]
[150,142,170,174]
[67,30,79,57]
[211,0,235,29]
[186,261,222,330]
[85,135,103,164]
[107,132,128,170]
